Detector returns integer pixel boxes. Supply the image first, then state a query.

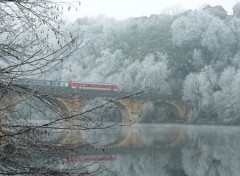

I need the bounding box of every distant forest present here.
[45,4,240,123]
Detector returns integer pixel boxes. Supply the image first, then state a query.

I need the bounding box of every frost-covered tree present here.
[171,10,237,71]
[183,66,217,121]
[110,53,170,92]
[171,11,214,48]
[134,54,170,92]
[214,67,240,123]
[201,18,236,63]
[192,49,204,71]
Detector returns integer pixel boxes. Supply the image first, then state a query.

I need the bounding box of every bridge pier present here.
[57,96,88,145]
[118,100,145,124]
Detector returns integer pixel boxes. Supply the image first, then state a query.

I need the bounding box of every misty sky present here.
[63,0,239,21]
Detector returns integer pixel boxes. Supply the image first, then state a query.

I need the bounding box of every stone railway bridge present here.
[0,87,187,148]
[49,88,186,121]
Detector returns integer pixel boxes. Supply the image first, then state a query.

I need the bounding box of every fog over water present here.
[103,124,240,176]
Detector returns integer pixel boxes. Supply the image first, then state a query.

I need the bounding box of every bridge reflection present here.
[59,124,186,155]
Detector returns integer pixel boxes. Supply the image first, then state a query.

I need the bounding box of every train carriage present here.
[50,80,68,87]
[12,79,69,88]
[69,81,119,91]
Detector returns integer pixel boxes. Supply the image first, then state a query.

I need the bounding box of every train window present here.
[73,83,80,87]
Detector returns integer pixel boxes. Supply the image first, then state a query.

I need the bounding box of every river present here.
[74,124,240,176]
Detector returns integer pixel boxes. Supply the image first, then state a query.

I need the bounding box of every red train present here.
[69,81,119,91]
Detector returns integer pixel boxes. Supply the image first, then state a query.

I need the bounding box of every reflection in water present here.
[80,99,122,145]
[11,97,65,143]
[139,124,185,147]
[81,124,122,145]
[102,125,240,176]
[182,126,240,176]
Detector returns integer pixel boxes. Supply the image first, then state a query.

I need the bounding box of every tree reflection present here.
[101,125,240,176]
[182,126,240,176]
[112,153,171,176]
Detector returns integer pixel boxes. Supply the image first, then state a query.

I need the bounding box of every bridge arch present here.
[64,98,124,146]
[75,98,133,124]
[109,100,131,123]
[4,96,73,144]
[154,101,186,119]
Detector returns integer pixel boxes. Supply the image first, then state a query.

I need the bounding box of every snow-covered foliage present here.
[171,10,237,71]
[171,11,214,47]
[183,66,218,120]
[214,67,240,122]
[192,49,204,71]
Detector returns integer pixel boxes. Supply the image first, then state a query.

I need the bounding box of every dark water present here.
[85,124,240,176]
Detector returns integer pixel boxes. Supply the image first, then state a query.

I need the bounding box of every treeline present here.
[48,6,240,123]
